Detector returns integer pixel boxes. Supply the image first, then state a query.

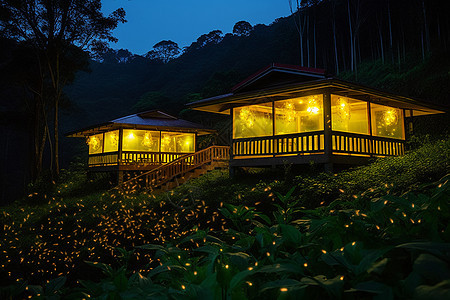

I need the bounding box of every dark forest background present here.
[1,0,449,204]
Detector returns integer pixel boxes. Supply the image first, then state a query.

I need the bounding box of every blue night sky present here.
[101,0,291,55]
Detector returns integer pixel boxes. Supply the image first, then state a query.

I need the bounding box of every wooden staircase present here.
[116,146,229,192]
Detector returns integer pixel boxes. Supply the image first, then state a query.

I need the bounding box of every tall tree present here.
[148,40,180,63]
[233,21,252,36]
[0,0,126,179]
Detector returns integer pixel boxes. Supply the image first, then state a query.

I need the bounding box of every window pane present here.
[122,130,160,152]
[331,95,369,134]
[274,94,324,135]
[161,132,195,153]
[87,133,103,154]
[371,104,404,139]
[233,103,273,138]
[104,130,119,152]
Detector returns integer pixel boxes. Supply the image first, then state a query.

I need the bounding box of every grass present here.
[0,137,449,298]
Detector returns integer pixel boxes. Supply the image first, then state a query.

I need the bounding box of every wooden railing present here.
[121,151,190,165]
[88,151,192,167]
[119,146,229,191]
[88,152,119,166]
[233,131,325,157]
[232,131,404,158]
[332,131,404,156]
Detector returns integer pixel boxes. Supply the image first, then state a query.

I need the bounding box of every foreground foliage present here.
[0,138,449,299]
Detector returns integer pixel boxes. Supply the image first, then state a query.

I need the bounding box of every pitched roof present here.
[188,65,447,116]
[66,110,214,137]
[231,63,327,93]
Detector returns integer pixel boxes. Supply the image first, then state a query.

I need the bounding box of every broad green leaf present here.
[45,276,66,295]
[302,275,345,299]
[414,280,450,300]
[346,280,393,300]
[260,279,303,293]
[279,224,302,246]
[85,261,114,277]
[413,254,450,284]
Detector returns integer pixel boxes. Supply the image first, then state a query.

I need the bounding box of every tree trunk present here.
[422,0,431,53]
[378,17,385,64]
[347,0,354,71]
[306,14,310,67]
[332,15,339,74]
[387,0,394,63]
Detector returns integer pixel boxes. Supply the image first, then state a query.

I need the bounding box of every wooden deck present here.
[87,151,193,172]
[231,131,404,167]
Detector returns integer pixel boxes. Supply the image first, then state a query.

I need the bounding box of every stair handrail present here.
[116,145,229,191]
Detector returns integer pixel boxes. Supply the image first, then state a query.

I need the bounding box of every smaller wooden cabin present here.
[67,111,215,181]
[189,64,447,171]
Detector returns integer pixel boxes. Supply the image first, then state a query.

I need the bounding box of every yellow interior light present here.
[239,107,255,128]
[87,136,100,150]
[127,131,135,140]
[307,97,320,115]
[142,131,153,148]
[384,109,398,126]
[337,97,350,120]
[110,132,118,146]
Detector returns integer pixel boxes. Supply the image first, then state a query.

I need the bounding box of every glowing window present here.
[87,133,103,154]
[331,95,369,134]
[104,130,119,152]
[371,104,404,139]
[233,103,273,138]
[161,132,195,153]
[122,130,160,152]
[275,94,324,135]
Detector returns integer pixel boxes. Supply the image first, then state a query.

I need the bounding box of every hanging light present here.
[384,109,398,126]
[127,131,135,140]
[87,136,100,151]
[336,97,351,120]
[239,107,255,128]
[161,135,171,148]
[110,131,118,146]
[142,131,153,148]
[283,101,297,122]
[307,97,320,115]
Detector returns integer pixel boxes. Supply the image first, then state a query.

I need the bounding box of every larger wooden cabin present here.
[189,64,446,172]
[67,110,219,183]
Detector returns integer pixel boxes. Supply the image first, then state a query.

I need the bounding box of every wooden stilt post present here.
[323,90,333,172]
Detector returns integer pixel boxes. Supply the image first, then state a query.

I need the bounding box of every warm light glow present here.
[280,288,288,292]
[127,131,135,140]
[239,107,255,128]
[87,136,100,151]
[109,132,118,146]
[384,109,398,126]
[307,97,320,115]
[142,131,153,148]
[283,101,297,122]
[336,97,350,120]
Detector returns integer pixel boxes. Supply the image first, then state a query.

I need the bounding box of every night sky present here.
[101,0,291,55]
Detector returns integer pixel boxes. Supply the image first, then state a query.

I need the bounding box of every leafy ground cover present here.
[0,138,449,299]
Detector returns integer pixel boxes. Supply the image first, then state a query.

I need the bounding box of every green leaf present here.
[257,262,304,275]
[279,224,302,246]
[414,280,450,300]
[229,269,253,291]
[45,276,66,295]
[113,270,128,291]
[346,281,393,300]
[413,254,450,284]
[85,261,114,277]
[147,264,185,278]
[301,275,345,299]
[260,279,303,293]
[396,242,450,262]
